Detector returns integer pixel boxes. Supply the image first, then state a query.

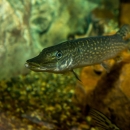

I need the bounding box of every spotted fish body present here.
[25,25,130,74]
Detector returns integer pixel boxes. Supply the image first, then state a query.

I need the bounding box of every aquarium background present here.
[0,0,130,130]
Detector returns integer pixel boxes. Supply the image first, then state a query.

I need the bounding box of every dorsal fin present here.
[116,24,130,39]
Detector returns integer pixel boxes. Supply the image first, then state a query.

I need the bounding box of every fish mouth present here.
[25,62,43,72]
[25,62,57,72]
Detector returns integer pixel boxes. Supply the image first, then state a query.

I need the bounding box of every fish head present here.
[25,44,75,73]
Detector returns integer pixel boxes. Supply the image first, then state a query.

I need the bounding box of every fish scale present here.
[71,35,124,65]
[25,24,130,80]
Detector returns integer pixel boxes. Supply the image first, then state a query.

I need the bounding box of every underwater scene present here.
[0,0,130,130]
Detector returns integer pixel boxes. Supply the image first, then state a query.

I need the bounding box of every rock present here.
[77,51,130,130]
[0,0,32,79]
[120,3,130,25]
[30,0,101,48]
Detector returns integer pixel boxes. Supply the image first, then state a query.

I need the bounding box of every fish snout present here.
[26,55,42,64]
[25,56,41,69]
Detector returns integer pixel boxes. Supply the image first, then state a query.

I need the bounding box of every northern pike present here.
[25,24,130,80]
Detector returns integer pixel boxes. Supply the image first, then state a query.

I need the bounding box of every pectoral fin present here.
[115,56,123,63]
[125,39,130,50]
[71,70,81,82]
[101,61,110,72]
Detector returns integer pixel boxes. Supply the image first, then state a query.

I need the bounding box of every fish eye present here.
[56,51,62,59]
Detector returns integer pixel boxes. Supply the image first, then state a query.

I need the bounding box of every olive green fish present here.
[25,25,130,80]
[87,107,120,130]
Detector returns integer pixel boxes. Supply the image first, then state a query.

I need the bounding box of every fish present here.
[87,106,120,130]
[25,24,130,80]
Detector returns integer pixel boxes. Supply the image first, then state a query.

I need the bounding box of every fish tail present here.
[116,24,130,39]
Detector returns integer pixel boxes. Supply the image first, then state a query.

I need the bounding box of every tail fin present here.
[87,107,120,130]
[116,24,130,39]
